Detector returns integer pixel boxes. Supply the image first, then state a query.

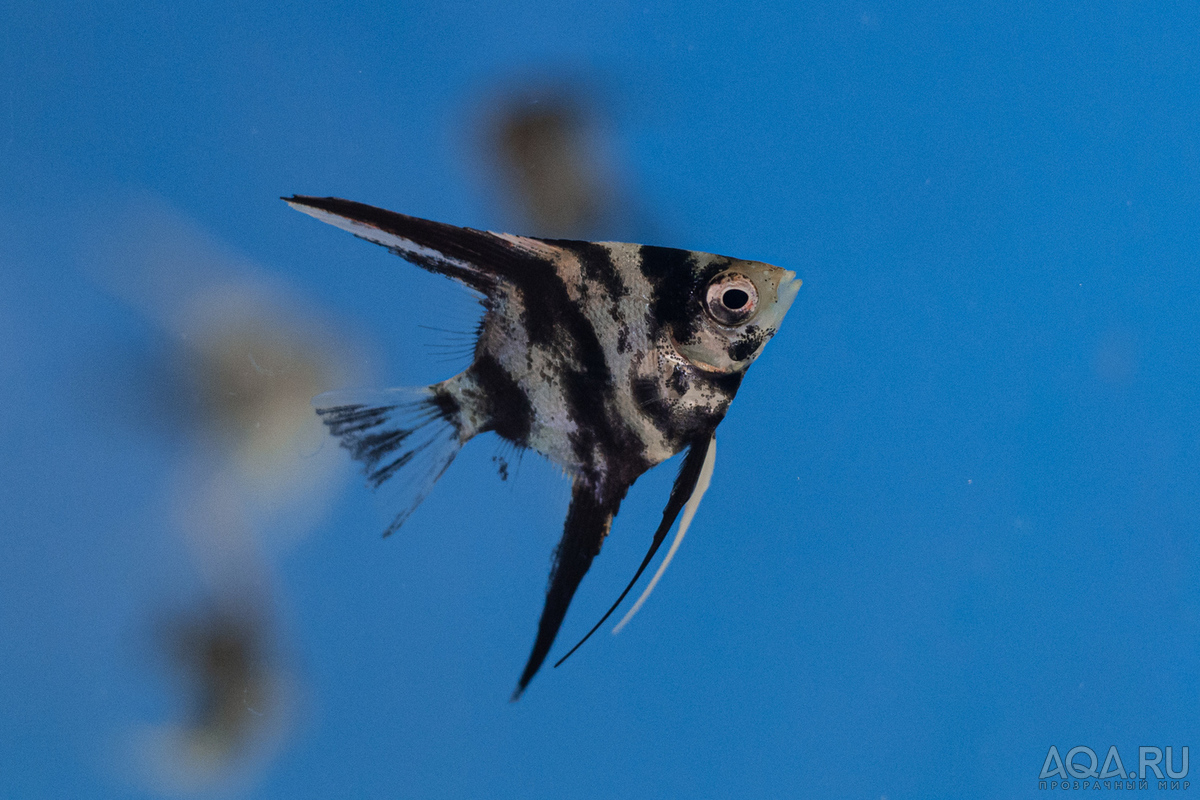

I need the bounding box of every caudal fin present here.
[314,386,464,536]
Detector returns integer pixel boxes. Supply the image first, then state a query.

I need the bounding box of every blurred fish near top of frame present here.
[284,195,801,698]
[483,85,619,239]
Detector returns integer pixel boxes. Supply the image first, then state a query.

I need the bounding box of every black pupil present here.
[722,288,749,310]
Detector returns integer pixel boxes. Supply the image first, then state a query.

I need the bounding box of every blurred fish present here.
[285,195,801,697]
[161,604,277,762]
[82,198,367,522]
[487,93,610,238]
[79,200,339,789]
[133,598,293,794]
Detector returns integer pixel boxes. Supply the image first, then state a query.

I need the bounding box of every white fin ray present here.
[286,202,478,275]
[613,434,716,634]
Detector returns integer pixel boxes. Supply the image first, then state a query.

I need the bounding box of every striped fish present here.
[285,196,801,698]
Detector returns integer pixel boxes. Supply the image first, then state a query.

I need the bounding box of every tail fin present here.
[315,386,465,536]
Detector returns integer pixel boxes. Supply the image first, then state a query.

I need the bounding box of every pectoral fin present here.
[553,431,716,670]
[613,433,715,633]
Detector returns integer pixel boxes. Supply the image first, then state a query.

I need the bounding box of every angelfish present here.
[285,195,801,697]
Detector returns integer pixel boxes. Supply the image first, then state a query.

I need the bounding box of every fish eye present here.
[704,273,759,326]
[722,289,749,309]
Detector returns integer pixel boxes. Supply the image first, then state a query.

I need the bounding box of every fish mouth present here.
[776,270,802,312]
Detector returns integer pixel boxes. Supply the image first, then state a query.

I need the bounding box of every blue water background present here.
[3,2,1199,797]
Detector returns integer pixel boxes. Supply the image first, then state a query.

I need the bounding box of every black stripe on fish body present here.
[470,353,535,446]
[636,245,699,342]
[636,245,731,346]
[527,243,673,477]
[582,259,635,359]
[630,369,740,447]
[477,241,613,366]
[562,367,653,490]
[560,348,652,488]
[631,376,673,439]
[502,257,565,349]
[629,362,693,438]
[487,244,651,486]
[502,246,629,380]
[429,386,462,420]
[562,240,630,318]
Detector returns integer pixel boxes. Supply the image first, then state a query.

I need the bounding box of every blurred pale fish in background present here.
[78,196,374,791]
[83,195,372,530]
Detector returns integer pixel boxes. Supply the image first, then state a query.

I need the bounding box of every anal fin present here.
[512,481,621,699]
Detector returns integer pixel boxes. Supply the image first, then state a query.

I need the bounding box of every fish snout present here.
[776,271,802,310]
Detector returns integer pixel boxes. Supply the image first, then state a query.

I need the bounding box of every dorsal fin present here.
[511,480,622,700]
[284,195,562,294]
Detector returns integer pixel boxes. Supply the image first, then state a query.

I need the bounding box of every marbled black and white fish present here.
[284,195,801,698]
